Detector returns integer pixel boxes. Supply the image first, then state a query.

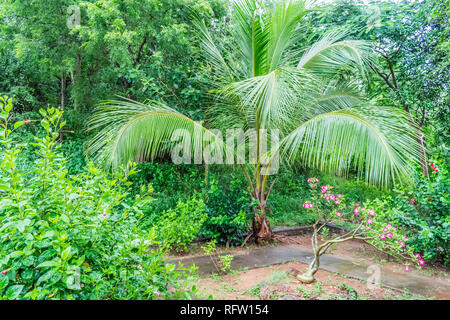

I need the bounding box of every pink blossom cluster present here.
[324,194,335,201]
[303,178,426,273]
[307,177,319,184]
[379,224,395,240]
[302,202,313,209]
[430,163,439,173]
[416,254,426,266]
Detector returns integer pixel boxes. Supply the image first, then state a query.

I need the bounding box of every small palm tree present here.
[86,0,420,242]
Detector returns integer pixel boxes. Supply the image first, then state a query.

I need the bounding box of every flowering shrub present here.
[0,97,197,300]
[298,177,423,283]
[392,161,449,265]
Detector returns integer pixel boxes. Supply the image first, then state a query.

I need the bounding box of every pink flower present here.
[1,269,9,275]
[405,266,410,272]
[337,194,343,198]
[398,241,405,248]
[103,209,107,217]
[303,202,313,209]
[354,208,359,216]
[419,259,425,266]
[387,233,393,239]
[379,234,386,239]
[336,211,342,217]
[367,218,373,224]
[24,120,30,124]
[403,235,408,240]
[367,209,376,216]
[365,225,371,230]
[355,203,360,207]
[416,253,422,259]
[334,200,340,205]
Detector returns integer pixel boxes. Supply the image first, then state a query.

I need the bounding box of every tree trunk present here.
[59,70,66,141]
[72,54,82,112]
[297,252,320,284]
[298,220,320,283]
[251,206,273,243]
[418,134,428,177]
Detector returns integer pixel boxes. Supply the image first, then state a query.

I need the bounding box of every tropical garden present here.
[0,0,448,301]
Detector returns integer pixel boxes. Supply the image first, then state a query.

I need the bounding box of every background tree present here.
[313,0,449,171]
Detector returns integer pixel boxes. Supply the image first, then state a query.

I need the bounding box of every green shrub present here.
[156,197,207,251]
[391,162,449,265]
[0,97,198,300]
[199,174,251,244]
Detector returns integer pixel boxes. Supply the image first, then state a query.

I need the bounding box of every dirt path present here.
[170,236,450,300]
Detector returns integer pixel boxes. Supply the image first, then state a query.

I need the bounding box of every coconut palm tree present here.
[86,0,420,242]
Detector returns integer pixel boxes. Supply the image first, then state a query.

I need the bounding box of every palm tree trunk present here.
[251,204,273,242]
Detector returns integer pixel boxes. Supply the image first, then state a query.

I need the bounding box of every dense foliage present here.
[391,163,449,265]
[0,98,197,299]
[0,0,448,300]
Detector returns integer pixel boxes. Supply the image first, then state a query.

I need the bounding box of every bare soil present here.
[196,261,417,300]
[187,234,449,300]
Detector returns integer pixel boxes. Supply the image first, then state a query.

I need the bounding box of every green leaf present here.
[61,247,71,261]
[37,260,59,268]
[0,275,9,290]
[14,121,25,129]
[36,270,54,286]
[4,101,12,113]
[6,285,24,299]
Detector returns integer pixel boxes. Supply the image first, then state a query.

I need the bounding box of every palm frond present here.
[297,31,374,78]
[218,67,307,130]
[281,106,421,187]
[232,0,270,77]
[86,98,227,168]
[192,17,235,85]
[294,80,366,122]
[267,0,309,71]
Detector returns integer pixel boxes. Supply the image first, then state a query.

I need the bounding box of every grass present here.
[267,270,289,285]
[246,283,264,297]
[386,290,431,300]
[295,285,312,299]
